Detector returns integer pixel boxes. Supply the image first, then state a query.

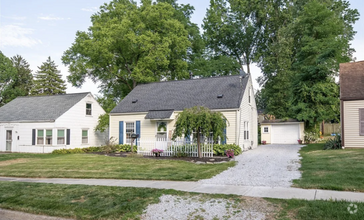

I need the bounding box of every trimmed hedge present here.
[213,144,242,156]
[52,144,138,154]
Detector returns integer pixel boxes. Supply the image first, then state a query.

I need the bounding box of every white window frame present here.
[156,121,168,140]
[125,122,135,144]
[57,129,66,145]
[86,103,92,116]
[37,129,45,145]
[192,131,215,144]
[82,129,89,144]
[263,126,269,134]
[45,129,53,145]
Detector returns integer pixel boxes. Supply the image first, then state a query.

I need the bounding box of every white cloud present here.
[81,7,98,12]
[0,25,41,47]
[38,16,70,21]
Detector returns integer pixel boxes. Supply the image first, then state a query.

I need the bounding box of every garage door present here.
[271,124,300,144]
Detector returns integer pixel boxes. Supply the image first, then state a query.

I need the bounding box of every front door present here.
[6,130,12,151]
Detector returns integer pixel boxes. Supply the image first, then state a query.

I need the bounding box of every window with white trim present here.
[82,130,88,144]
[244,122,249,140]
[125,122,135,144]
[156,121,167,140]
[86,103,92,115]
[37,129,44,145]
[57,129,65,144]
[45,129,52,145]
[263,126,269,133]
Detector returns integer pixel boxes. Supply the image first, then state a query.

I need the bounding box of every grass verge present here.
[269,198,364,220]
[0,181,363,220]
[0,153,235,181]
[293,143,364,192]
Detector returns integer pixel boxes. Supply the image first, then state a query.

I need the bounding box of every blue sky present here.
[0,0,363,96]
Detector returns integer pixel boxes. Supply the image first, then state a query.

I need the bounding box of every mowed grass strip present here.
[293,143,364,192]
[0,181,190,220]
[0,181,363,220]
[0,153,235,181]
[268,198,364,220]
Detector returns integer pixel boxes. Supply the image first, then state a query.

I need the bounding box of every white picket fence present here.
[136,138,214,157]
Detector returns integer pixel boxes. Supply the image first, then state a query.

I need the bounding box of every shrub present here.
[114,144,136,153]
[213,144,242,156]
[52,148,86,154]
[304,130,320,143]
[82,146,102,153]
[324,134,342,150]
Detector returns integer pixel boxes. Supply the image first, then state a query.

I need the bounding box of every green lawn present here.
[293,143,364,192]
[0,153,235,181]
[0,181,363,220]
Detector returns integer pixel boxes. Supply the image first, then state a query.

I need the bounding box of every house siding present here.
[110,109,238,144]
[343,100,364,148]
[238,76,258,150]
[0,94,106,152]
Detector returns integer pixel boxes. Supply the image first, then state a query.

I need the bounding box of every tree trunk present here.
[197,130,201,158]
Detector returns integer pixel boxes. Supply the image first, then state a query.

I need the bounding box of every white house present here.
[109,73,258,151]
[0,92,106,153]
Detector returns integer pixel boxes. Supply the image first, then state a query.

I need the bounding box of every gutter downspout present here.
[341,100,345,147]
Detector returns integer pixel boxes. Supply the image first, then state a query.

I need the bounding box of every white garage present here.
[261,120,305,144]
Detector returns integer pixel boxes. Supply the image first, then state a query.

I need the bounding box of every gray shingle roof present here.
[111,75,249,113]
[0,93,89,123]
[145,110,174,119]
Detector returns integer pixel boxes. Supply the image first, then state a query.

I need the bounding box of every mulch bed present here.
[90,152,233,163]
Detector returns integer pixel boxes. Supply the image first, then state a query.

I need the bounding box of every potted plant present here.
[225,149,234,158]
[297,139,303,144]
[151,148,164,157]
[262,140,266,145]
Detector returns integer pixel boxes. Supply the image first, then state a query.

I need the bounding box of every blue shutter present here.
[222,120,227,145]
[119,121,124,144]
[32,129,36,145]
[136,121,140,146]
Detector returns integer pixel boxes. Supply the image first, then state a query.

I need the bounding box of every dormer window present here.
[86,103,92,115]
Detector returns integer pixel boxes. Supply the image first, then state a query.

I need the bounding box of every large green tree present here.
[172,106,228,158]
[31,57,67,95]
[62,0,192,99]
[203,0,261,74]
[290,0,358,128]
[0,51,18,106]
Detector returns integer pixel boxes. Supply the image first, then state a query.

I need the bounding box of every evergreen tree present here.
[31,57,66,95]
[11,55,33,96]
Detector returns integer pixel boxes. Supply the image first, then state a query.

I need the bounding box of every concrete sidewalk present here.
[1,177,364,202]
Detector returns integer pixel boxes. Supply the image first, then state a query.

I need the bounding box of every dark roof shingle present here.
[111,75,249,113]
[340,61,364,100]
[0,93,89,122]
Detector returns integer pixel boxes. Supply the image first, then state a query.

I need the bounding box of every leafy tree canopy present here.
[62,0,193,99]
[0,51,18,106]
[31,56,66,96]
[172,106,228,158]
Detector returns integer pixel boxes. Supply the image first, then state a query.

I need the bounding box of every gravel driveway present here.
[199,144,302,187]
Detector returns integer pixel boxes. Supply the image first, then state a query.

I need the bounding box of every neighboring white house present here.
[340,61,364,148]
[261,119,304,144]
[109,74,258,151]
[0,92,106,153]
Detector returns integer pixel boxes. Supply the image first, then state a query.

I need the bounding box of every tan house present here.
[340,61,364,148]
[260,119,304,144]
[109,74,258,151]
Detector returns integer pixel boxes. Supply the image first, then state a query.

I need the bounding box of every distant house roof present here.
[340,61,364,101]
[0,93,90,123]
[261,119,302,124]
[111,75,249,114]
